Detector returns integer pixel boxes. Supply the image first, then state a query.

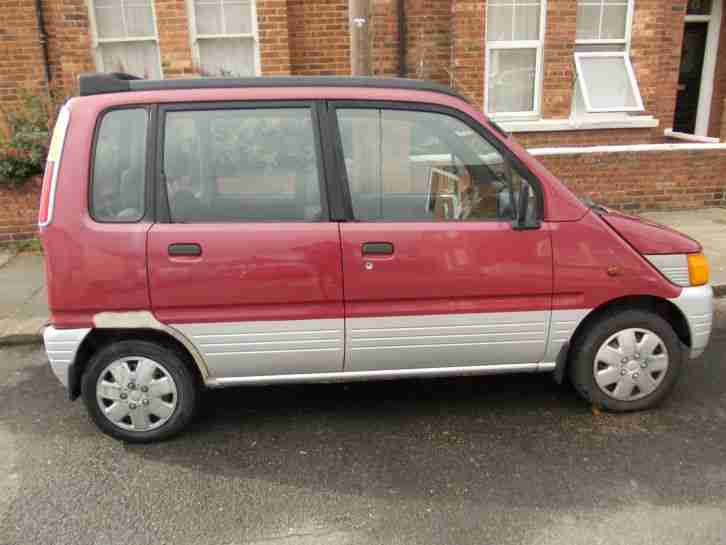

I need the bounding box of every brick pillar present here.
[541,0,576,119]
[451,0,485,109]
[257,0,292,75]
[155,0,195,77]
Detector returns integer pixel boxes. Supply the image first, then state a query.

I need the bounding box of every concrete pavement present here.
[641,208,726,292]
[0,252,46,345]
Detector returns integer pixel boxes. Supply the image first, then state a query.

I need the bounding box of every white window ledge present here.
[664,129,720,143]
[496,116,659,133]
[529,142,726,157]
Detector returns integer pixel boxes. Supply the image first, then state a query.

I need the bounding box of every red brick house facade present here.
[1,0,725,241]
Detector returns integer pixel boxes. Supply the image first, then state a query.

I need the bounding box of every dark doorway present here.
[673,22,709,133]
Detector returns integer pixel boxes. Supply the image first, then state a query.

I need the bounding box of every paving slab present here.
[641,208,726,291]
[0,254,47,345]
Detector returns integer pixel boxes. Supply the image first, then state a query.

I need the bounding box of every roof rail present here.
[77,73,469,102]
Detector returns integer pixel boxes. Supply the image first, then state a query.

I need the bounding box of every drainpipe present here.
[34,0,52,86]
[398,0,407,77]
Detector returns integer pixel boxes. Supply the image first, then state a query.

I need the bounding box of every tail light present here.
[38,106,70,227]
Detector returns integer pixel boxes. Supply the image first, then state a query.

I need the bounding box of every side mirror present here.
[514,180,540,230]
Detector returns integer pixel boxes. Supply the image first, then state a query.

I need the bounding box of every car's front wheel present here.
[569,309,684,412]
[81,340,199,442]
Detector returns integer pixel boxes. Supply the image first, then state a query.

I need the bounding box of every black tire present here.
[81,340,199,443]
[568,309,683,412]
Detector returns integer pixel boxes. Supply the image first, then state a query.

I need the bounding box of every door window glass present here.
[91,108,148,222]
[163,107,323,222]
[336,108,527,222]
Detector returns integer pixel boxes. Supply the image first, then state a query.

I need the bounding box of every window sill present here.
[496,116,660,133]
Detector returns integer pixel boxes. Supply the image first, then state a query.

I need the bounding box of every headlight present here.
[645,253,709,287]
[687,253,709,286]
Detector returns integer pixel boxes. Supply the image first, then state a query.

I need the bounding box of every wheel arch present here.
[554,295,691,384]
[69,325,209,400]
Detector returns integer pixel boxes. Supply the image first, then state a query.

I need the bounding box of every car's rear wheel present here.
[81,340,199,442]
[569,309,684,412]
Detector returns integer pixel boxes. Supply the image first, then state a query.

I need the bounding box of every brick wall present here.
[451,0,484,106]
[0,182,41,244]
[541,0,577,119]
[405,0,451,84]
[288,0,350,75]
[535,148,726,211]
[514,128,655,148]
[0,0,49,123]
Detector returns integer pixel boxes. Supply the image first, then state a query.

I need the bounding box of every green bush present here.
[0,92,51,186]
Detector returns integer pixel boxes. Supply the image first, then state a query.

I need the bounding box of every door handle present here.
[362,242,394,256]
[168,243,202,257]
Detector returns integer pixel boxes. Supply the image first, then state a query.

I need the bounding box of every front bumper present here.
[43,326,91,389]
[670,285,714,359]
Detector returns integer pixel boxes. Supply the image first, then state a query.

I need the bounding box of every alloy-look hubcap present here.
[96,357,178,431]
[593,328,669,401]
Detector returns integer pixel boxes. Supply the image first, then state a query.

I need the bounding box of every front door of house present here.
[674,22,709,133]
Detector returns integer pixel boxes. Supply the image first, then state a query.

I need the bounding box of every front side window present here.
[485,0,546,116]
[163,108,322,222]
[189,0,259,76]
[88,0,162,78]
[91,109,148,222]
[336,108,529,222]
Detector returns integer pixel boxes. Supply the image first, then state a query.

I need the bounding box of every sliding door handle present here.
[362,242,394,256]
[168,243,202,257]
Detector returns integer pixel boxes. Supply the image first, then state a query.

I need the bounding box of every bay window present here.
[188,0,260,77]
[485,0,547,118]
[87,0,162,79]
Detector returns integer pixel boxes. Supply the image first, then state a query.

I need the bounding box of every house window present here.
[574,52,644,112]
[573,0,643,115]
[188,0,260,77]
[485,0,547,117]
[87,0,162,79]
[576,0,630,43]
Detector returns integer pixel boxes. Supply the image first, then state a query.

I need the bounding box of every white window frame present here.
[575,0,635,47]
[85,0,163,78]
[484,0,548,120]
[186,0,262,77]
[684,0,723,136]
[573,51,645,113]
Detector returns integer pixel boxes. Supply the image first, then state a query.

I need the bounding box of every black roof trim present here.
[78,73,468,102]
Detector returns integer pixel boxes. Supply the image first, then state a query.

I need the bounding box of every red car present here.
[40,74,713,442]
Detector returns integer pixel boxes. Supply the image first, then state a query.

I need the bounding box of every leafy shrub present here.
[0,92,51,186]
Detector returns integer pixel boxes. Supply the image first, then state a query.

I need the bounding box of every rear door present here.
[147,102,344,380]
[330,102,553,372]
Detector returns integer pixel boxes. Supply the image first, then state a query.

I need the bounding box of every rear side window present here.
[91,109,148,222]
[336,108,527,222]
[162,107,323,223]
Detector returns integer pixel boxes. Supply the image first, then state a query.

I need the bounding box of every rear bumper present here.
[670,285,714,359]
[43,326,91,389]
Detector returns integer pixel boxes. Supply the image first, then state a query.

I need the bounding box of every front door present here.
[148,103,345,379]
[674,22,709,133]
[331,104,553,372]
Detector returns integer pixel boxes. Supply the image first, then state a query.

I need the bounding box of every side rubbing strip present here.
[173,319,345,378]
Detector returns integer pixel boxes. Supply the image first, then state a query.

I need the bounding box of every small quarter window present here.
[336,108,528,222]
[91,109,148,222]
[162,107,323,222]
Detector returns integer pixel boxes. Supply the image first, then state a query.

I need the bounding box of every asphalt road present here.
[2,315,726,545]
